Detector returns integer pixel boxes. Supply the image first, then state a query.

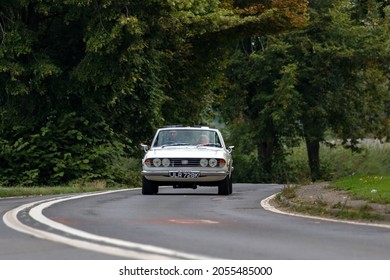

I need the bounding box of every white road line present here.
[261,193,390,230]
[167,219,220,224]
[3,189,214,259]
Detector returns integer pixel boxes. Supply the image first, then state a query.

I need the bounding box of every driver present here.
[197,134,209,145]
[166,130,179,143]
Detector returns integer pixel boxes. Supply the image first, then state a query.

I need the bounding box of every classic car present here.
[141,126,234,195]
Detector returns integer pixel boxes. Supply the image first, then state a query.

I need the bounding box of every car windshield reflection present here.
[153,129,222,148]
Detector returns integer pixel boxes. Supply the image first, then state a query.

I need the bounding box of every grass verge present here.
[276,186,385,222]
[0,180,133,198]
[332,175,390,204]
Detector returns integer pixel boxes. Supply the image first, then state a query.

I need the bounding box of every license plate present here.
[169,171,200,179]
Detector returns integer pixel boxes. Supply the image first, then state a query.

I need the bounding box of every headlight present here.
[219,159,226,167]
[209,158,218,167]
[153,158,161,167]
[162,158,170,167]
[200,158,208,167]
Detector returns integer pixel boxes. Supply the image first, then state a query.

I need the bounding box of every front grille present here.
[170,158,201,167]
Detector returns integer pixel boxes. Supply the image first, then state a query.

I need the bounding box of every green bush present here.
[231,153,265,183]
[284,140,390,183]
[320,141,390,178]
[106,155,142,188]
[231,139,390,184]
[284,145,312,183]
[0,112,127,186]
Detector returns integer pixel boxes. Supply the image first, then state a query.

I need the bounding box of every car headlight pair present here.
[153,158,170,167]
[200,158,225,168]
[144,158,170,167]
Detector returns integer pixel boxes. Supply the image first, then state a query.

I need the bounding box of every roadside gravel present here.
[272,182,390,225]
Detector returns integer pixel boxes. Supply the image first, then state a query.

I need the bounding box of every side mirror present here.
[228,146,235,153]
[140,144,149,153]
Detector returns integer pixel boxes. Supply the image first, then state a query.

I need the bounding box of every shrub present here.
[231,139,390,184]
[0,112,127,186]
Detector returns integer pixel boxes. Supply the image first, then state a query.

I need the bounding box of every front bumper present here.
[141,170,229,182]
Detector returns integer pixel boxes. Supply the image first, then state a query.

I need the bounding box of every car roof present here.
[158,125,219,131]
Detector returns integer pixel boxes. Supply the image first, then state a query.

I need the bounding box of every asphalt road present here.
[1,184,390,260]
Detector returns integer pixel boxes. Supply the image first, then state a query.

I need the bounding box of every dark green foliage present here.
[0,112,123,185]
[222,0,389,183]
[1,1,309,186]
[222,39,303,183]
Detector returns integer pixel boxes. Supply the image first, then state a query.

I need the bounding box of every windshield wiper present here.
[161,143,191,148]
[196,143,221,147]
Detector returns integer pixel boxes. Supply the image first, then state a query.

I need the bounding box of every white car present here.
[141,126,234,195]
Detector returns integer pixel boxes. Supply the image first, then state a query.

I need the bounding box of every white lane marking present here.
[3,189,214,259]
[261,193,390,230]
[168,219,220,224]
[3,202,169,259]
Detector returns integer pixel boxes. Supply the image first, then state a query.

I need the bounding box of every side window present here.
[213,132,222,147]
[153,132,162,147]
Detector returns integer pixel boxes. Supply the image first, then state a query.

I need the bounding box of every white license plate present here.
[169,171,200,178]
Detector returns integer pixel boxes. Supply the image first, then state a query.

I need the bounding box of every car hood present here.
[146,146,227,158]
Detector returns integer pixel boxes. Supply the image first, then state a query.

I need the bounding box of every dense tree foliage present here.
[0,0,308,185]
[222,0,389,182]
[2,0,387,186]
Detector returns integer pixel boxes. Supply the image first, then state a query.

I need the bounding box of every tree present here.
[296,0,389,180]
[222,37,303,182]
[222,0,389,182]
[0,0,309,185]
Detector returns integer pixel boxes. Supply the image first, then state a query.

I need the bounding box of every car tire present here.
[218,176,230,195]
[229,175,233,194]
[142,177,158,195]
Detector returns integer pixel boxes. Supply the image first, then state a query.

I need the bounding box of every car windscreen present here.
[153,129,222,147]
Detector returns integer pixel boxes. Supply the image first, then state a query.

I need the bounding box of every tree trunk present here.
[305,138,320,182]
[257,141,274,182]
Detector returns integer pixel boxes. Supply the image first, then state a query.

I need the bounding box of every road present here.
[1,183,390,259]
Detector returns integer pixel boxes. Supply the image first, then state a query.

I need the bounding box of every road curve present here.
[2,184,390,259]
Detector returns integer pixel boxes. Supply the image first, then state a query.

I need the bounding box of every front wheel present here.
[218,176,231,195]
[229,175,233,194]
[142,177,158,195]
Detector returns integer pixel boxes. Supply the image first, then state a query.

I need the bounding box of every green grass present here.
[286,139,390,177]
[0,156,141,198]
[332,175,390,204]
[275,140,390,221]
[284,139,390,205]
[320,141,390,178]
[0,180,132,198]
[293,202,383,221]
[277,184,386,222]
